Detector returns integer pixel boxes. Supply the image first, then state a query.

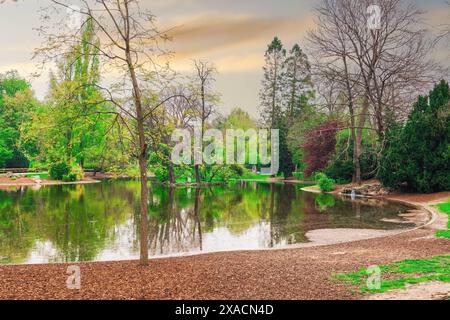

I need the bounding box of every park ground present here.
[0,184,448,300]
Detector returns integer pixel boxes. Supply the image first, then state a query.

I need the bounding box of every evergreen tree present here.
[259,39,315,178]
[259,37,286,128]
[282,44,312,122]
[379,80,450,193]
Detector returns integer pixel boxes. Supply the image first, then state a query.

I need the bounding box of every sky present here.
[0,0,448,117]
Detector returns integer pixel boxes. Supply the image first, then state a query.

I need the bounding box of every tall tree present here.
[0,71,37,168]
[191,60,219,185]
[28,18,109,167]
[283,44,313,123]
[259,37,286,128]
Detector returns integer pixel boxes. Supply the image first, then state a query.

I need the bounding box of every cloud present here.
[163,12,314,71]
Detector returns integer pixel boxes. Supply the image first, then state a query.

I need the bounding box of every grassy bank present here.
[435,200,450,238]
[334,255,450,293]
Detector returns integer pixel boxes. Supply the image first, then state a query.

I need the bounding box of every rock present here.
[342,183,390,197]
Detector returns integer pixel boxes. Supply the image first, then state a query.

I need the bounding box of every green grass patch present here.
[240,172,272,181]
[24,172,49,179]
[435,200,450,239]
[334,255,450,293]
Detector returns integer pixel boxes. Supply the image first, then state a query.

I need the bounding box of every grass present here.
[240,172,272,181]
[335,198,450,294]
[334,255,450,293]
[435,200,450,238]
[24,172,49,179]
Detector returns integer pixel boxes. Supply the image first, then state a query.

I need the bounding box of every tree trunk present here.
[342,54,362,185]
[354,98,369,186]
[168,162,175,185]
[194,187,202,251]
[194,164,201,186]
[126,48,149,266]
[138,152,149,265]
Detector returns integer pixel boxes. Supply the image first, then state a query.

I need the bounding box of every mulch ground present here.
[0,227,448,300]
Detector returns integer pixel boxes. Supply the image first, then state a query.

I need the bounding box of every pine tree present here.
[259,37,286,128]
[379,80,450,193]
[282,44,312,122]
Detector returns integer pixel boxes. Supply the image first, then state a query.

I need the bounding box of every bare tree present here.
[35,0,181,265]
[191,60,219,186]
[307,0,441,184]
[148,84,196,185]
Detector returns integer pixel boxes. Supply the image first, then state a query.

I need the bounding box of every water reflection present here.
[0,181,418,264]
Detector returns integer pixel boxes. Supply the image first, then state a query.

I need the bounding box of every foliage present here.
[302,120,339,177]
[241,170,271,181]
[283,44,313,120]
[259,38,313,178]
[292,172,304,180]
[21,18,114,169]
[335,255,450,293]
[315,172,336,192]
[49,162,71,180]
[259,37,286,127]
[378,80,450,193]
[324,128,378,184]
[286,103,324,171]
[0,71,37,168]
[324,158,354,184]
[315,193,336,211]
[277,117,296,178]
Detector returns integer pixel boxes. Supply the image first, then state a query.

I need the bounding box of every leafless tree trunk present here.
[191,60,219,186]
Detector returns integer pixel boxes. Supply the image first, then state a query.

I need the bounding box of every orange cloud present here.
[162,12,314,72]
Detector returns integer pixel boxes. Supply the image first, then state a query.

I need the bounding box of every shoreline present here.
[0,178,101,188]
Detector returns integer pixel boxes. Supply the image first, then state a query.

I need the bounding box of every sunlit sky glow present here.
[0,0,448,117]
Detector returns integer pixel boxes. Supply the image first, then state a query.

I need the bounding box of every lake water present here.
[0,180,419,264]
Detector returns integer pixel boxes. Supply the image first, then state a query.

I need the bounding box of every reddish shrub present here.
[302,120,339,177]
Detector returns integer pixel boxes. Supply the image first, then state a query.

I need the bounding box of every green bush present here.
[62,173,77,182]
[315,172,336,192]
[70,164,84,181]
[230,164,244,176]
[325,158,354,184]
[49,162,70,180]
[378,80,450,193]
[292,172,304,180]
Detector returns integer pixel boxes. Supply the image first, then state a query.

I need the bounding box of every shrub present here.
[325,158,353,184]
[292,172,304,180]
[378,80,450,193]
[49,162,70,180]
[70,164,84,181]
[230,164,244,176]
[315,172,336,192]
[62,173,77,182]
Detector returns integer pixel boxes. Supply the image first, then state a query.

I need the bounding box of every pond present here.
[0,180,421,264]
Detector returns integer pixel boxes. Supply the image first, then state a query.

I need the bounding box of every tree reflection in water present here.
[0,181,417,264]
